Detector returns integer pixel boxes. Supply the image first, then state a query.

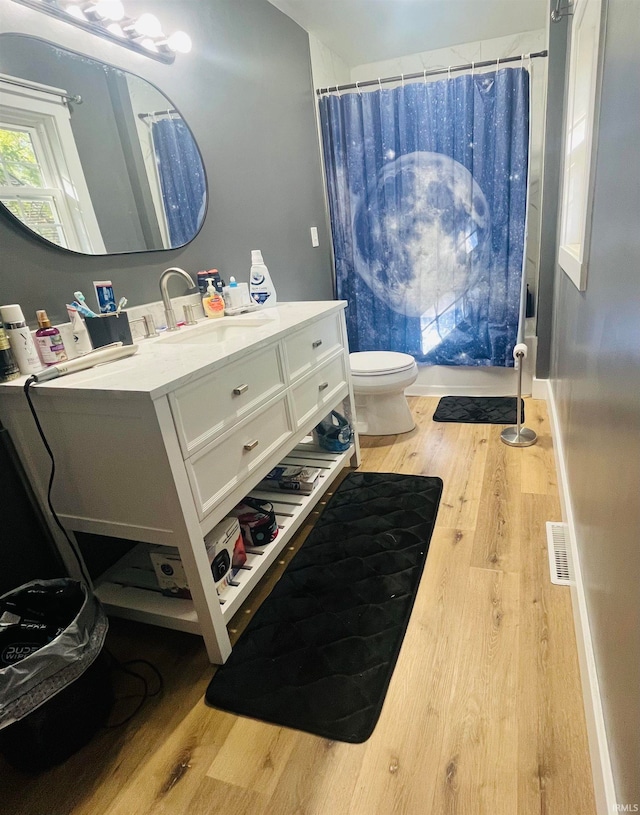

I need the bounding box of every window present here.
[557,0,605,291]
[0,74,104,253]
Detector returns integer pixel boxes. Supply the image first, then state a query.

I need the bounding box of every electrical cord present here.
[103,648,164,728]
[22,377,165,726]
[23,376,92,587]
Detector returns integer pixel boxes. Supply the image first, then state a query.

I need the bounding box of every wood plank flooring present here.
[0,397,596,815]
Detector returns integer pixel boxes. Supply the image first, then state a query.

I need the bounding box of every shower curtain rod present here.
[0,75,82,105]
[137,109,179,121]
[316,49,548,95]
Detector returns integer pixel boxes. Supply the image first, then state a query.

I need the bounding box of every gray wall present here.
[535,7,567,379]
[0,0,334,325]
[550,0,640,804]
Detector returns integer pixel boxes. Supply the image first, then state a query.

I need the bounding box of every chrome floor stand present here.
[500,349,537,448]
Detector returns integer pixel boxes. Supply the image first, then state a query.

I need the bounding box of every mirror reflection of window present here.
[0,125,67,246]
[0,75,105,252]
[0,35,207,256]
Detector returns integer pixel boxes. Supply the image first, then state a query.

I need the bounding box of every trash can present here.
[0,578,113,771]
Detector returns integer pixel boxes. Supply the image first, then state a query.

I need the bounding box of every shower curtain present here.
[152,118,207,248]
[319,67,530,367]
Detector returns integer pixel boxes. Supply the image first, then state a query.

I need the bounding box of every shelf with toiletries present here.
[0,301,360,664]
[93,438,354,627]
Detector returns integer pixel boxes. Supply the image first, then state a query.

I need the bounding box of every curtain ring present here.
[378,77,383,92]
[496,57,500,72]
[471,61,475,76]
[447,65,452,80]
[423,68,427,84]
[401,73,405,87]
[355,80,360,95]
[335,84,341,97]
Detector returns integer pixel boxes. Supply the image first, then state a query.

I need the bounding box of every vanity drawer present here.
[186,393,294,521]
[283,312,343,383]
[169,343,285,457]
[291,352,348,428]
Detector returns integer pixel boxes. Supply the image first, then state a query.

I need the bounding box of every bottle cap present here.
[229,276,238,287]
[251,250,263,264]
[0,304,26,325]
[36,310,52,328]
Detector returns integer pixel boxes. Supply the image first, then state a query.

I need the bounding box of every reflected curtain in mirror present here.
[151,117,206,248]
[319,68,530,367]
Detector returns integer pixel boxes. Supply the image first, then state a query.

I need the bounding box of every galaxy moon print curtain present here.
[319,68,530,367]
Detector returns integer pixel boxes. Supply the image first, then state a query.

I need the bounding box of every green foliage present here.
[0,127,43,186]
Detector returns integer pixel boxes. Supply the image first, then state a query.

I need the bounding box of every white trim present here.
[544,378,617,815]
[557,0,606,292]
[531,376,548,400]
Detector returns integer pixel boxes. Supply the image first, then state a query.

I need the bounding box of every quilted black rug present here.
[433,395,525,424]
[205,471,442,743]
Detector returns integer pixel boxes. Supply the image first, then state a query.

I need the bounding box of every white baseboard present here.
[545,379,617,815]
[531,377,548,399]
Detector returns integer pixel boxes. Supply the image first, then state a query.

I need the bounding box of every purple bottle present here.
[35,310,68,366]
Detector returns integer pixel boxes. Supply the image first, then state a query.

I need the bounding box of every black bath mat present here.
[205,471,442,743]
[433,395,524,424]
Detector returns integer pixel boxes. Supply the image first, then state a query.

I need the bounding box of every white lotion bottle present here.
[0,304,42,374]
[249,250,277,308]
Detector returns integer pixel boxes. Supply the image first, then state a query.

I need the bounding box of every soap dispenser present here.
[202,278,225,319]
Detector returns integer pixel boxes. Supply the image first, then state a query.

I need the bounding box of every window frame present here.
[557,0,606,291]
[0,74,105,253]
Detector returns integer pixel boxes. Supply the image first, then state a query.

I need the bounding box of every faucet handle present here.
[183,304,197,326]
[130,313,158,339]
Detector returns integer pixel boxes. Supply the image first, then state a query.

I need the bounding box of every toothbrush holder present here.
[85,312,133,348]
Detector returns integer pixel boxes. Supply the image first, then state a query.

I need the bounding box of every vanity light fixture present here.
[10,0,192,63]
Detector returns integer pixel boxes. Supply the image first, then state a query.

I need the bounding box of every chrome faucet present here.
[159,267,196,331]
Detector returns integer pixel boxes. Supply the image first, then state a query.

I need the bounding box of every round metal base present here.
[500,426,538,447]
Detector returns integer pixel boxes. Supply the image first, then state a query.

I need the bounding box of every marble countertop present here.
[0,301,346,401]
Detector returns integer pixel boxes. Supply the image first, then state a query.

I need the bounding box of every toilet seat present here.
[350,351,416,376]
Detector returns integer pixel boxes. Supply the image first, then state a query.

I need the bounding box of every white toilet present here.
[349,351,418,436]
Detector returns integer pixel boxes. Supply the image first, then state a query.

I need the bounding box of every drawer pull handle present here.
[243,439,259,452]
[312,339,323,349]
[318,381,329,391]
[233,384,249,396]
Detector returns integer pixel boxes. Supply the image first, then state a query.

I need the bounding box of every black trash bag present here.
[0,579,112,771]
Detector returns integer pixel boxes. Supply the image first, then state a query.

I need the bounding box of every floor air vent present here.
[546,522,574,585]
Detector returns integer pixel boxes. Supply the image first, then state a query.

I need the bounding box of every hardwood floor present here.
[1,397,596,815]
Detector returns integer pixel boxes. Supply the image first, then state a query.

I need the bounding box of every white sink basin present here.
[158,316,274,345]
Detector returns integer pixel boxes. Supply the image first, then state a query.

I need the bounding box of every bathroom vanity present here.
[0,302,359,663]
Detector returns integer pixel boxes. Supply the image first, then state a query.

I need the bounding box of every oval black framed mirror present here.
[0,34,207,255]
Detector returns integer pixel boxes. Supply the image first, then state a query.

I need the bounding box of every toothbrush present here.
[115,297,127,315]
[74,291,98,318]
[72,300,98,319]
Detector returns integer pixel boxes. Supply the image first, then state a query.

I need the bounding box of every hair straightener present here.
[30,342,139,383]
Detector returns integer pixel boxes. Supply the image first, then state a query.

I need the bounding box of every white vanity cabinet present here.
[0,302,359,663]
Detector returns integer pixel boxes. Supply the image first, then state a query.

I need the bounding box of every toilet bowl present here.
[350,351,418,436]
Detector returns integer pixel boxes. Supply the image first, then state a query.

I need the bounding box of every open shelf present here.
[94,438,353,632]
[95,543,201,634]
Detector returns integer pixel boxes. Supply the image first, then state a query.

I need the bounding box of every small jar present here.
[0,326,20,382]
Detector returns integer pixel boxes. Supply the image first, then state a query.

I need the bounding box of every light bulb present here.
[106,22,125,37]
[94,0,125,21]
[133,13,162,37]
[65,4,87,20]
[167,31,192,54]
[139,37,158,52]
